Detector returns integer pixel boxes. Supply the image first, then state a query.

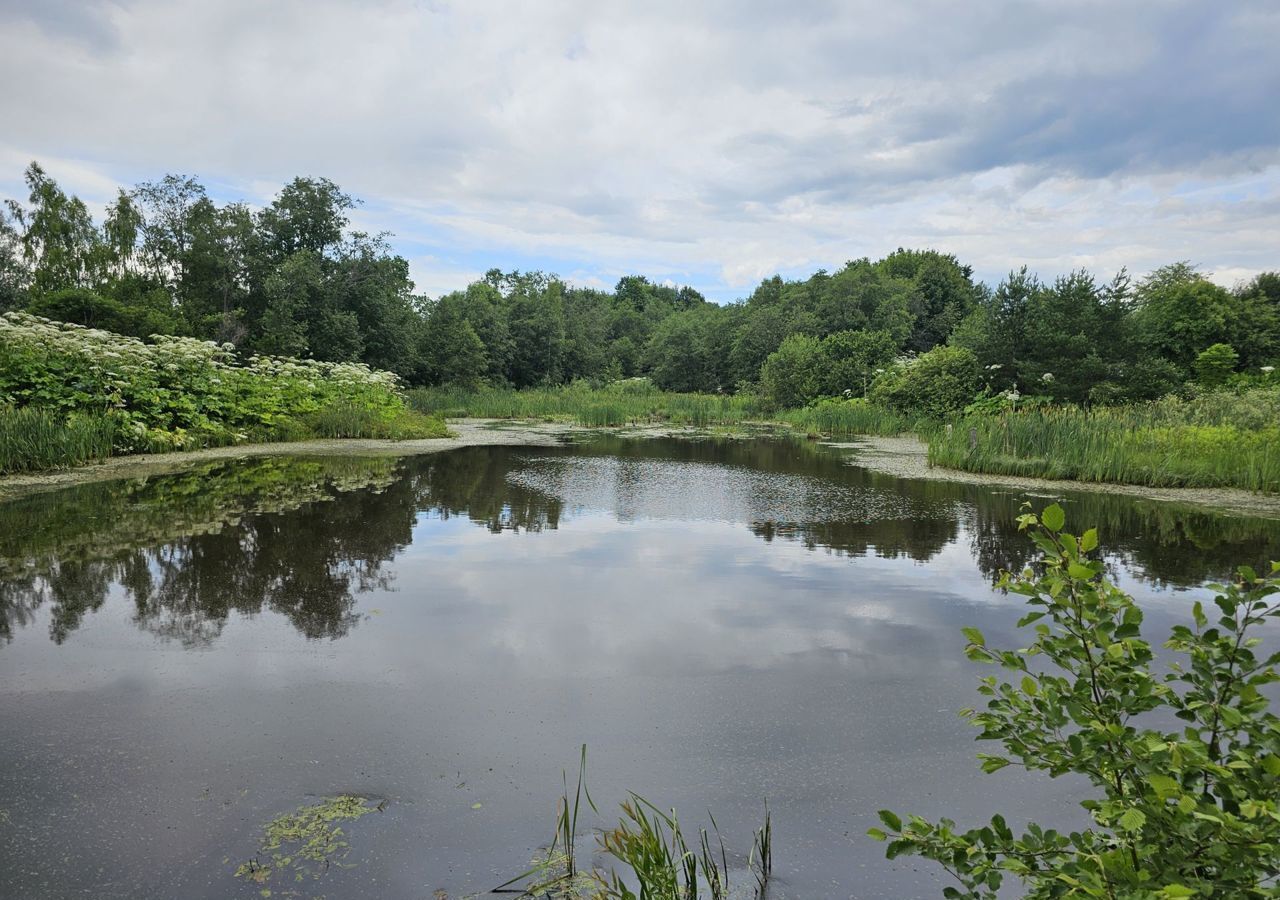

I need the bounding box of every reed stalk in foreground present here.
[498,746,772,900]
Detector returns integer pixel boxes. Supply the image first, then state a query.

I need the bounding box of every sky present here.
[1,0,1277,302]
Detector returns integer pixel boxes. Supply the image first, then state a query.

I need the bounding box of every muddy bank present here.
[830,434,1280,520]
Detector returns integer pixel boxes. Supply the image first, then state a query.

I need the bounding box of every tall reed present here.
[0,407,118,474]
[407,383,770,429]
[499,746,773,900]
[928,395,1280,492]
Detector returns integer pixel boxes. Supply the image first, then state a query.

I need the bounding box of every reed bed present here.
[929,390,1280,492]
[0,407,118,474]
[303,402,450,440]
[407,383,771,428]
[777,398,932,437]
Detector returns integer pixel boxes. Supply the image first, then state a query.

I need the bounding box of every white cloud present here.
[1,0,1277,298]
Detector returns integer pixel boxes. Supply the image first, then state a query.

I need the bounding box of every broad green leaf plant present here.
[870,504,1280,898]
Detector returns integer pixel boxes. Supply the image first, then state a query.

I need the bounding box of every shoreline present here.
[830,434,1280,520]
[0,420,574,500]
[2,419,1278,520]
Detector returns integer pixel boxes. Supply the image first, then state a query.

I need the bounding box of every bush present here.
[869,346,981,418]
[760,334,825,408]
[1194,342,1239,387]
[872,505,1280,897]
[0,312,423,463]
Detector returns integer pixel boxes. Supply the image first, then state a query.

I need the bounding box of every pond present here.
[2,434,1279,899]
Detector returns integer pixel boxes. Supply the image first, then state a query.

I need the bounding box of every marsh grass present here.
[407,383,771,429]
[303,402,451,440]
[0,407,118,474]
[500,746,772,900]
[777,397,932,437]
[929,390,1280,492]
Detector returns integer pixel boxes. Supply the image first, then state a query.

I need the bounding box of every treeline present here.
[3,161,1277,407]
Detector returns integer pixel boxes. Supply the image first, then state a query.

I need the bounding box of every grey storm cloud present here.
[0,0,1277,296]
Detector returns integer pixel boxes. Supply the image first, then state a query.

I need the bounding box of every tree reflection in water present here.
[2,437,1278,647]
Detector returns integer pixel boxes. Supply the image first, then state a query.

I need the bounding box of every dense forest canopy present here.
[3,162,1277,407]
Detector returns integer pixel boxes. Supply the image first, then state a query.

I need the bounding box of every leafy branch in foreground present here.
[869,503,1280,898]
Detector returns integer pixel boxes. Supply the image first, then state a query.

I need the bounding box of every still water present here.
[2,435,1279,899]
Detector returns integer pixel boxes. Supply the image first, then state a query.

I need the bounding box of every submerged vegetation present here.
[234,794,382,889]
[872,505,1280,898]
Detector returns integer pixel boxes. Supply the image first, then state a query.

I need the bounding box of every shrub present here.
[760,334,825,408]
[869,346,981,418]
[1194,342,1239,386]
[871,505,1280,898]
[0,312,422,462]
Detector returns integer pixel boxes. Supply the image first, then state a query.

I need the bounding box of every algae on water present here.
[234,795,381,890]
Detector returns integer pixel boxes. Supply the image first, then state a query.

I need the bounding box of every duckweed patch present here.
[234,795,382,889]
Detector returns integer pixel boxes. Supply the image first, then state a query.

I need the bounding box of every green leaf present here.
[961,626,985,647]
[1021,676,1038,696]
[1148,774,1178,798]
[1080,528,1098,553]
[885,839,912,860]
[1067,562,1094,580]
[1041,504,1065,533]
[1117,808,1146,831]
[979,755,1012,773]
[866,827,887,841]
[877,810,902,832]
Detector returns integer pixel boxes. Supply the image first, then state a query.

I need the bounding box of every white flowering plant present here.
[0,312,412,451]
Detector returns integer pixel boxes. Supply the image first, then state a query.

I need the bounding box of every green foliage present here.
[869,346,982,418]
[27,286,187,339]
[0,407,118,474]
[927,388,1280,492]
[872,507,1280,898]
[1132,264,1261,376]
[760,333,825,408]
[1193,342,1238,386]
[819,328,899,397]
[0,312,429,469]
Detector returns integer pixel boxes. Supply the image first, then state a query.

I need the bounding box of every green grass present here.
[302,402,450,440]
[777,397,934,437]
[0,407,118,475]
[407,382,771,428]
[0,402,449,477]
[928,389,1280,492]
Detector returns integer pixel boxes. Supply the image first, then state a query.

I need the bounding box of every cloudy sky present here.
[1,0,1277,301]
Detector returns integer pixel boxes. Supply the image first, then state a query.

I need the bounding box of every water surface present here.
[2,435,1278,899]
